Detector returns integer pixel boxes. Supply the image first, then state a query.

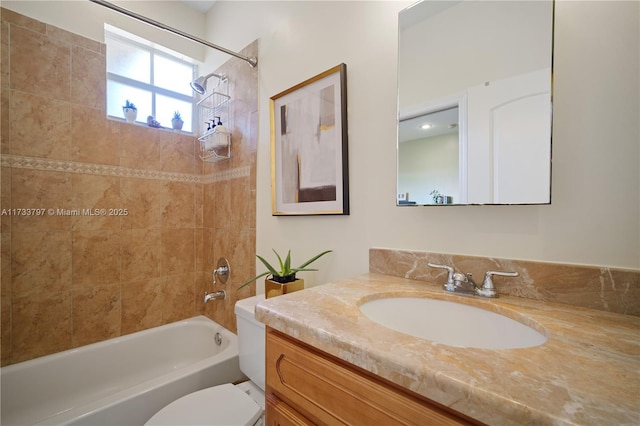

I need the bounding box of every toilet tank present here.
[234,295,266,391]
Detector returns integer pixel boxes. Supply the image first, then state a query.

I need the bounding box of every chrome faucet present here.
[204,290,226,303]
[204,257,230,304]
[428,263,518,298]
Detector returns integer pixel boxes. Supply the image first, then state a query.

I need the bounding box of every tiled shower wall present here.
[0,8,257,366]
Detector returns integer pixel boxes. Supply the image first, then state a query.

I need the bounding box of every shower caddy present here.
[197,85,231,162]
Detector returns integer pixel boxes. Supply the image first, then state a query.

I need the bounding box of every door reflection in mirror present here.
[397,0,553,206]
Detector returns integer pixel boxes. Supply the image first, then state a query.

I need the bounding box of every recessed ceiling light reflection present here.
[420,124,432,130]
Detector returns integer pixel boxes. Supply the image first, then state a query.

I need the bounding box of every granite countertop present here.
[255,273,640,425]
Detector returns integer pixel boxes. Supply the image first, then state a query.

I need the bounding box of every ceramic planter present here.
[171,118,184,130]
[265,277,304,299]
[123,107,137,123]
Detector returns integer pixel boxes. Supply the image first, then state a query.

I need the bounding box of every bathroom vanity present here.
[255,274,640,425]
[264,328,472,425]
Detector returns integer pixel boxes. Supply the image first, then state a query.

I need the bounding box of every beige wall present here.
[202,1,639,291]
[0,8,257,365]
[1,0,207,61]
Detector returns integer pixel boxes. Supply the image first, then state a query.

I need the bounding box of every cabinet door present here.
[266,328,474,425]
[266,395,313,426]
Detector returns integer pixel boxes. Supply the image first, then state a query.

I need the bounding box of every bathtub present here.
[1,316,246,426]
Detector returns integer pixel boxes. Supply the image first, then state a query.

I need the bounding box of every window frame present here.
[105,29,197,133]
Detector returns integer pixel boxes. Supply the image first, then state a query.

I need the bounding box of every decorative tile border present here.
[0,155,250,183]
[202,165,251,183]
[369,248,640,316]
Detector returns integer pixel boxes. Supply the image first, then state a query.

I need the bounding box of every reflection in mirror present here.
[399,107,459,205]
[397,0,553,206]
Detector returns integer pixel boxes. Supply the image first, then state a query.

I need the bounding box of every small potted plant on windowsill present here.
[123,100,137,123]
[171,110,184,131]
[238,249,332,298]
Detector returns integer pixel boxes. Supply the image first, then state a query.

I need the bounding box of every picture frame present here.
[270,63,349,215]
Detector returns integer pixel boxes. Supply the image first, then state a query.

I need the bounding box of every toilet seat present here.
[144,383,262,426]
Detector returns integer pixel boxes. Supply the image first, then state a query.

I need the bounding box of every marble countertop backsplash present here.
[369,248,639,316]
[256,267,639,425]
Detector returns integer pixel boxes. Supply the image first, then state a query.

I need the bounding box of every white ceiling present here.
[398,107,459,143]
[181,0,216,14]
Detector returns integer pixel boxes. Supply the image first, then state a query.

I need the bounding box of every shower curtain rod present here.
[89,0,258,68]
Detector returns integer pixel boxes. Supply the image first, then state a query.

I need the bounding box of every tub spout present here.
[204,290,226,303]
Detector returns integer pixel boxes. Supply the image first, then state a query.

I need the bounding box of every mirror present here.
[397,0,553,206]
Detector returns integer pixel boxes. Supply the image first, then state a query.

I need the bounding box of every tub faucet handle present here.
[212,257,230,285]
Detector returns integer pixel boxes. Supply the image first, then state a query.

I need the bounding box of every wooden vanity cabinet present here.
[265,327,477,426]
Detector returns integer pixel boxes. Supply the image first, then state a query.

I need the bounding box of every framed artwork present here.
[270,63,349,215]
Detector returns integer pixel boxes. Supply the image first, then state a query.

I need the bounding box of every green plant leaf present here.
[283,250,292,276]
[257,254,279,276]
[237,271,270,290]
[273,249,285,276]
[297,250,332,270]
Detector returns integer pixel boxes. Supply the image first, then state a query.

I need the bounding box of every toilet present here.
[145,295,266,426]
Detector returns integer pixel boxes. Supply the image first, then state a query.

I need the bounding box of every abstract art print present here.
[270,64,349,215]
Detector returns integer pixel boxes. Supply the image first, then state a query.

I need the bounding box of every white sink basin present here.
[359,297,547,349]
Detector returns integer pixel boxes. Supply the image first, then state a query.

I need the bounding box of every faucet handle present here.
[479,270,519,298]
[428,263,455,290]
[212,257,230,285]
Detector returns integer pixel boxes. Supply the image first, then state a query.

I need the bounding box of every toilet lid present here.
[145,384,262,426]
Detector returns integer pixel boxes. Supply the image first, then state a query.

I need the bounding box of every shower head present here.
[190,72,226,95]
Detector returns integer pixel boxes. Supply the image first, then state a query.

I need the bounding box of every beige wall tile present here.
[1,232,10,298]
[1,87,10,155]
[201,227,217,270]
[121,228,161,282]
[215,180,231,230]
[71,45,106,110]
[11,231,72,297]
[11,169,72,232]
[10,91,72,160]
[71,174,121,231]
[160,181,195,229]
[1,295,11,365]
[119,124,160,170]
[72,230,121,287]
[121,277,163,335]
[160,132,197,174]
[71,106,120,165]
[162,272,197,324]
[120,178,161,230]
[11,291,72,363]
[161,228,195,276]
[1,166,11,234]
[203,183,215,229]
[10,25,70,101]
[0,21,8,90]
[72,283,121,347]
[195,184,203,228]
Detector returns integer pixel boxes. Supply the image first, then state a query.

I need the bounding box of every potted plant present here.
[238,249,332,298]
[171,110,184,131]
[123,100,137,123]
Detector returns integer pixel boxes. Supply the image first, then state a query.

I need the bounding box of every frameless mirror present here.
[397,0,554,206]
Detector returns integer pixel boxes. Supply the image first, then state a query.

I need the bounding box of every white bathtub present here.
[1,316,246,426]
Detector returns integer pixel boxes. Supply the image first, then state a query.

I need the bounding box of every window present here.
[105,26,196,133]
